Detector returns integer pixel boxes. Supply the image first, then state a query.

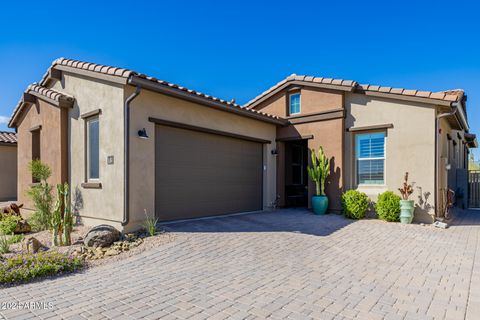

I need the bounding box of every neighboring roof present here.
[0,131,17,145]
[245,74,464,109]
[32,58,285,126]
[245,74,357,108]
[9,84,75,127]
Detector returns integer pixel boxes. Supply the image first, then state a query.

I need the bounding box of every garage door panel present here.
[155,125,263,221]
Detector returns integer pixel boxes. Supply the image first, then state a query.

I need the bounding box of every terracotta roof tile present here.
[0,131,17,144]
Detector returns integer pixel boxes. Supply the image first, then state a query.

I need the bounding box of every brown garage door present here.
[155,124,263,221]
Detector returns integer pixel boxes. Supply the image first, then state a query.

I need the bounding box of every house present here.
[0,131,17,201]
[246,75,477,222]
[8,58,477,231]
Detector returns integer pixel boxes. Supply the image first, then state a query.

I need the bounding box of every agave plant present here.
[307,147,330,196]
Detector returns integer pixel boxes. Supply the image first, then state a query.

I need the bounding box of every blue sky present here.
[1,0,479,156]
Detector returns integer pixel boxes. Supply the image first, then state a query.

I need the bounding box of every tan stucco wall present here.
[254,87,344,212]
[344,93,437,223]
[16,99,67,209]
[51,74,125,229]
[0,144,17,201]
[127,86,278,232]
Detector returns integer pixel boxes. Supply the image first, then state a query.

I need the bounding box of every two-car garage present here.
[154,121,265,221]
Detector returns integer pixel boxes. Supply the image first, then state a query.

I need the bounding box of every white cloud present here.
[0,116,9,125]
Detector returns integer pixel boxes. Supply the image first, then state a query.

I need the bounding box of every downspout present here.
[122,82,142,226]
[435,102,459,219]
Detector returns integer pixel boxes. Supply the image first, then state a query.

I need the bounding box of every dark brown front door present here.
[155,124,263,221]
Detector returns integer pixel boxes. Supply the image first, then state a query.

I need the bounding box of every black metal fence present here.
[469,171,480,208]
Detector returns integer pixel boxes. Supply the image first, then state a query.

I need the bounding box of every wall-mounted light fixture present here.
[138,128,149,139]
[271,149,278,155]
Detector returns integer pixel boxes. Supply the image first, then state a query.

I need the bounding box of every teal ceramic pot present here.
[399,200,414,224]
[312,195,328,215]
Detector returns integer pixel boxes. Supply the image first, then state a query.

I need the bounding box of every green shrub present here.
[0,252,83,284]
[142,210,158,237]
[0,235,9,254]
[0,215,20,235]
[341,190,369,219]
[8,234,24,244]
[376,191,401,222]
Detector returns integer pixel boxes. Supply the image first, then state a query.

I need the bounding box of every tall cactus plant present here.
[307,147,330,196]
[62,183,73,246]
[50,183,73,246]
[51,185,63,246]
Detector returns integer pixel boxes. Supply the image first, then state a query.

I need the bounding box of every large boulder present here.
[84,225,121,248]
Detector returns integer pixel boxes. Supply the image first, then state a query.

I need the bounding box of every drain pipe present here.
[122,83,142,226]
[435,102,459,219]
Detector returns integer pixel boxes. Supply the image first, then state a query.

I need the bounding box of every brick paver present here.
[1,209,479,319]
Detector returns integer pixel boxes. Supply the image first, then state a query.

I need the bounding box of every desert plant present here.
[26,160,53,231]
[50,183,73,246]
[307,147,330,196]
[0,252,83,284]
[51,185,63,246]
[398,172,414,200]
[341,190,369,219]
[7,234,24,245]
[0,235,9,254]
[142,209,158,237]
[0,215,20,235]
[62,183,73,246]
[376,191,401,222]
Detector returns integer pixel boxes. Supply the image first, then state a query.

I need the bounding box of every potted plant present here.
[398,172,414,224]
[307,147,330,215]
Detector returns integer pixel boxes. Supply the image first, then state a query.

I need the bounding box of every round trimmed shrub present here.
[375,191,401,222]
[341,190,369,219]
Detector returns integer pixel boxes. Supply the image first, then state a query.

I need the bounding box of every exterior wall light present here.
[271,149,279,155]
[138,128,149,139]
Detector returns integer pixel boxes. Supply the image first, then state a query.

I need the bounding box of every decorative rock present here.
[84,225,121,248]
[105,249,120,256]
[14,220,31,234]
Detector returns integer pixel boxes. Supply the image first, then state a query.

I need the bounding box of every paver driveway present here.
[1,209,480,320]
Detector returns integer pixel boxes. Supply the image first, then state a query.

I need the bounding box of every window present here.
[356,132,385,185]
[289,93,301,115]
[87,117,100,180]
[31,129,41,183]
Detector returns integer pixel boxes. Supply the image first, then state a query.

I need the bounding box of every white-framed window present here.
[289,93,301,115]
[87,117,100,180]
[356,132,385,185]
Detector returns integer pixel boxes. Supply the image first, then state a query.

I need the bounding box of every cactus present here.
[62,183,73,246]
[307,147,330,196]
[51,185,63,246]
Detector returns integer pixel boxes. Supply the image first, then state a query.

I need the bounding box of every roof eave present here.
[245,79,355,109]
[129,76,287,126]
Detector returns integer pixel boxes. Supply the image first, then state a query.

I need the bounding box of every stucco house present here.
[0,131,17,201]
[7,58,477,231]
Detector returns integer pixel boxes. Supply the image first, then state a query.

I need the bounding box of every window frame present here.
[85,116,100,182]
[354,131,386,186]
[289,93,301,115]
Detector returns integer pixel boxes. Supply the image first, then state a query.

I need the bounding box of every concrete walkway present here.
[1,209,480,320]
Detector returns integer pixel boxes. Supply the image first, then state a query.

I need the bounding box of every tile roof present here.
[27,84,74,103]
[245,74,464,108]
[245,74,357,108]
[9,84,74,127]
[37,58,283,123]
[357,84,462,102]
[0,131,17,144]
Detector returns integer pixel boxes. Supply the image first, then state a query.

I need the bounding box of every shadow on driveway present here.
[161,208,354,237]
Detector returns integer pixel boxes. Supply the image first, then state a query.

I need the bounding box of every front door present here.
[284,140,308,207]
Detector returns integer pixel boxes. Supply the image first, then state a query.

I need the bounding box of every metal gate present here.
[469,171,480,208]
